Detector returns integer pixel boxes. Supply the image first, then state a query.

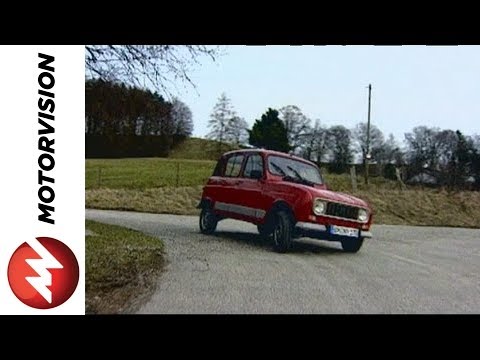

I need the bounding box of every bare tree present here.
[354,122,385,163]
[227,116,249,146]
[85,45,223,95]
[405,126,443,172]
[471,135,480,189]
[328,125,353,173]
[473,134,480,152]
[207,93,236,153]
[379,133,404,165]
[171,98,194,137]
[279,105,311,153]
[436,129,458,170]
[302,120,330,164]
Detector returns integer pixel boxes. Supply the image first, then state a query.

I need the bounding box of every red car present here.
[198,149,373,253]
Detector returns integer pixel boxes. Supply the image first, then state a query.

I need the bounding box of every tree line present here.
[207,93,480,189]
[85,80,480,190]
[86,79,193,157]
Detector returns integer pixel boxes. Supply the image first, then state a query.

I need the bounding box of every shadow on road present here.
[205,230,344,255]
[290,239,343,254]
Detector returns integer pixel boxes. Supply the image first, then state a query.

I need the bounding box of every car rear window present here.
[224,154,245,177]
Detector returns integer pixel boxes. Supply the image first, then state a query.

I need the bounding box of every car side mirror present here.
[250,170,263,180]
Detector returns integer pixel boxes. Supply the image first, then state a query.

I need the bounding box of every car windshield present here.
[267,155,323,185]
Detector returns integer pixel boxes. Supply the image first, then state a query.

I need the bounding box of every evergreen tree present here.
[248,108,290,152]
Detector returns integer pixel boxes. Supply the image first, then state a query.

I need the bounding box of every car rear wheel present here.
[272,211,293,253]
[341,237,364,253]
[199,208,218,235]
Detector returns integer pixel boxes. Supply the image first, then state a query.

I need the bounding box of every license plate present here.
[330,225,359,237]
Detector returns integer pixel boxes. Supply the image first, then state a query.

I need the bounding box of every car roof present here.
[222,148,317,167]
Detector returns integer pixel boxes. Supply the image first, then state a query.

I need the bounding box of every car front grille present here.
[325,202,359,220]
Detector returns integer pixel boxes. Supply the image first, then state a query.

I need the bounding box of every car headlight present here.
[313,199,327,215]
[358,209,369,222]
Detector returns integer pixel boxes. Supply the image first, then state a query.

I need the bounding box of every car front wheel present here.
[341,237,364,253]
[272,211,293,253]
[199,208,218,235]
[257,224,272,239]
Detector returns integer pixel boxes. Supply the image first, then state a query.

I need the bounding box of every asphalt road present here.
[86,209,480,314]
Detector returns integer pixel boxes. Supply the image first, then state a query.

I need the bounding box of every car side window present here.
[243,154,264,178]
[224,154,245,177]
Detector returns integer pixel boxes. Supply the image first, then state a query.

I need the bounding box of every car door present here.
[235,153,266,222]
[213,153,245,218]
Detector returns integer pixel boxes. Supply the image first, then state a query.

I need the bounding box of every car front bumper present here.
[295,221,372,241]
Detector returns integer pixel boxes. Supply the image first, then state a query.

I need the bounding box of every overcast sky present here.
[176,45,480,143]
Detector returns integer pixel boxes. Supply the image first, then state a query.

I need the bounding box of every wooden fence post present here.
[395,167,406,191]
[176,162,180,187]
[97,167,102,187]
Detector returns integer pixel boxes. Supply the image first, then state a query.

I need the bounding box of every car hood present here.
[308,187,370,209]
[277,180,370,209]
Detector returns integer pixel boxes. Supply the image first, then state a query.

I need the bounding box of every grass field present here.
[86,157,395,191]
[86,158,216,189]
[86,157,480,228]
[85,220,165,314]
[86,137,241,189]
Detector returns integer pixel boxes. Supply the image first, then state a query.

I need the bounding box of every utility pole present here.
[365,84,372,185]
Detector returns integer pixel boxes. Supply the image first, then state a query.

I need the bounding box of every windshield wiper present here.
[270,161,286,176]
[286,165,315,186]
[272,161,315,187]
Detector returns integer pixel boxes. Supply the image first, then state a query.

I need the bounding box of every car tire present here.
[272,211,293,253]
[341,237,364,253]
[199,208,218,235]
[257,224,272,239]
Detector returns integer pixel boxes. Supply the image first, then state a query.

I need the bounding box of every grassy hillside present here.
[86,157,480,228]
[169,137,239,161]
[356,189,480,228]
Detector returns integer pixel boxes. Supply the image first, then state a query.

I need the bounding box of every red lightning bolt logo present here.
[25,238,64,303]
[8,237,79,309]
